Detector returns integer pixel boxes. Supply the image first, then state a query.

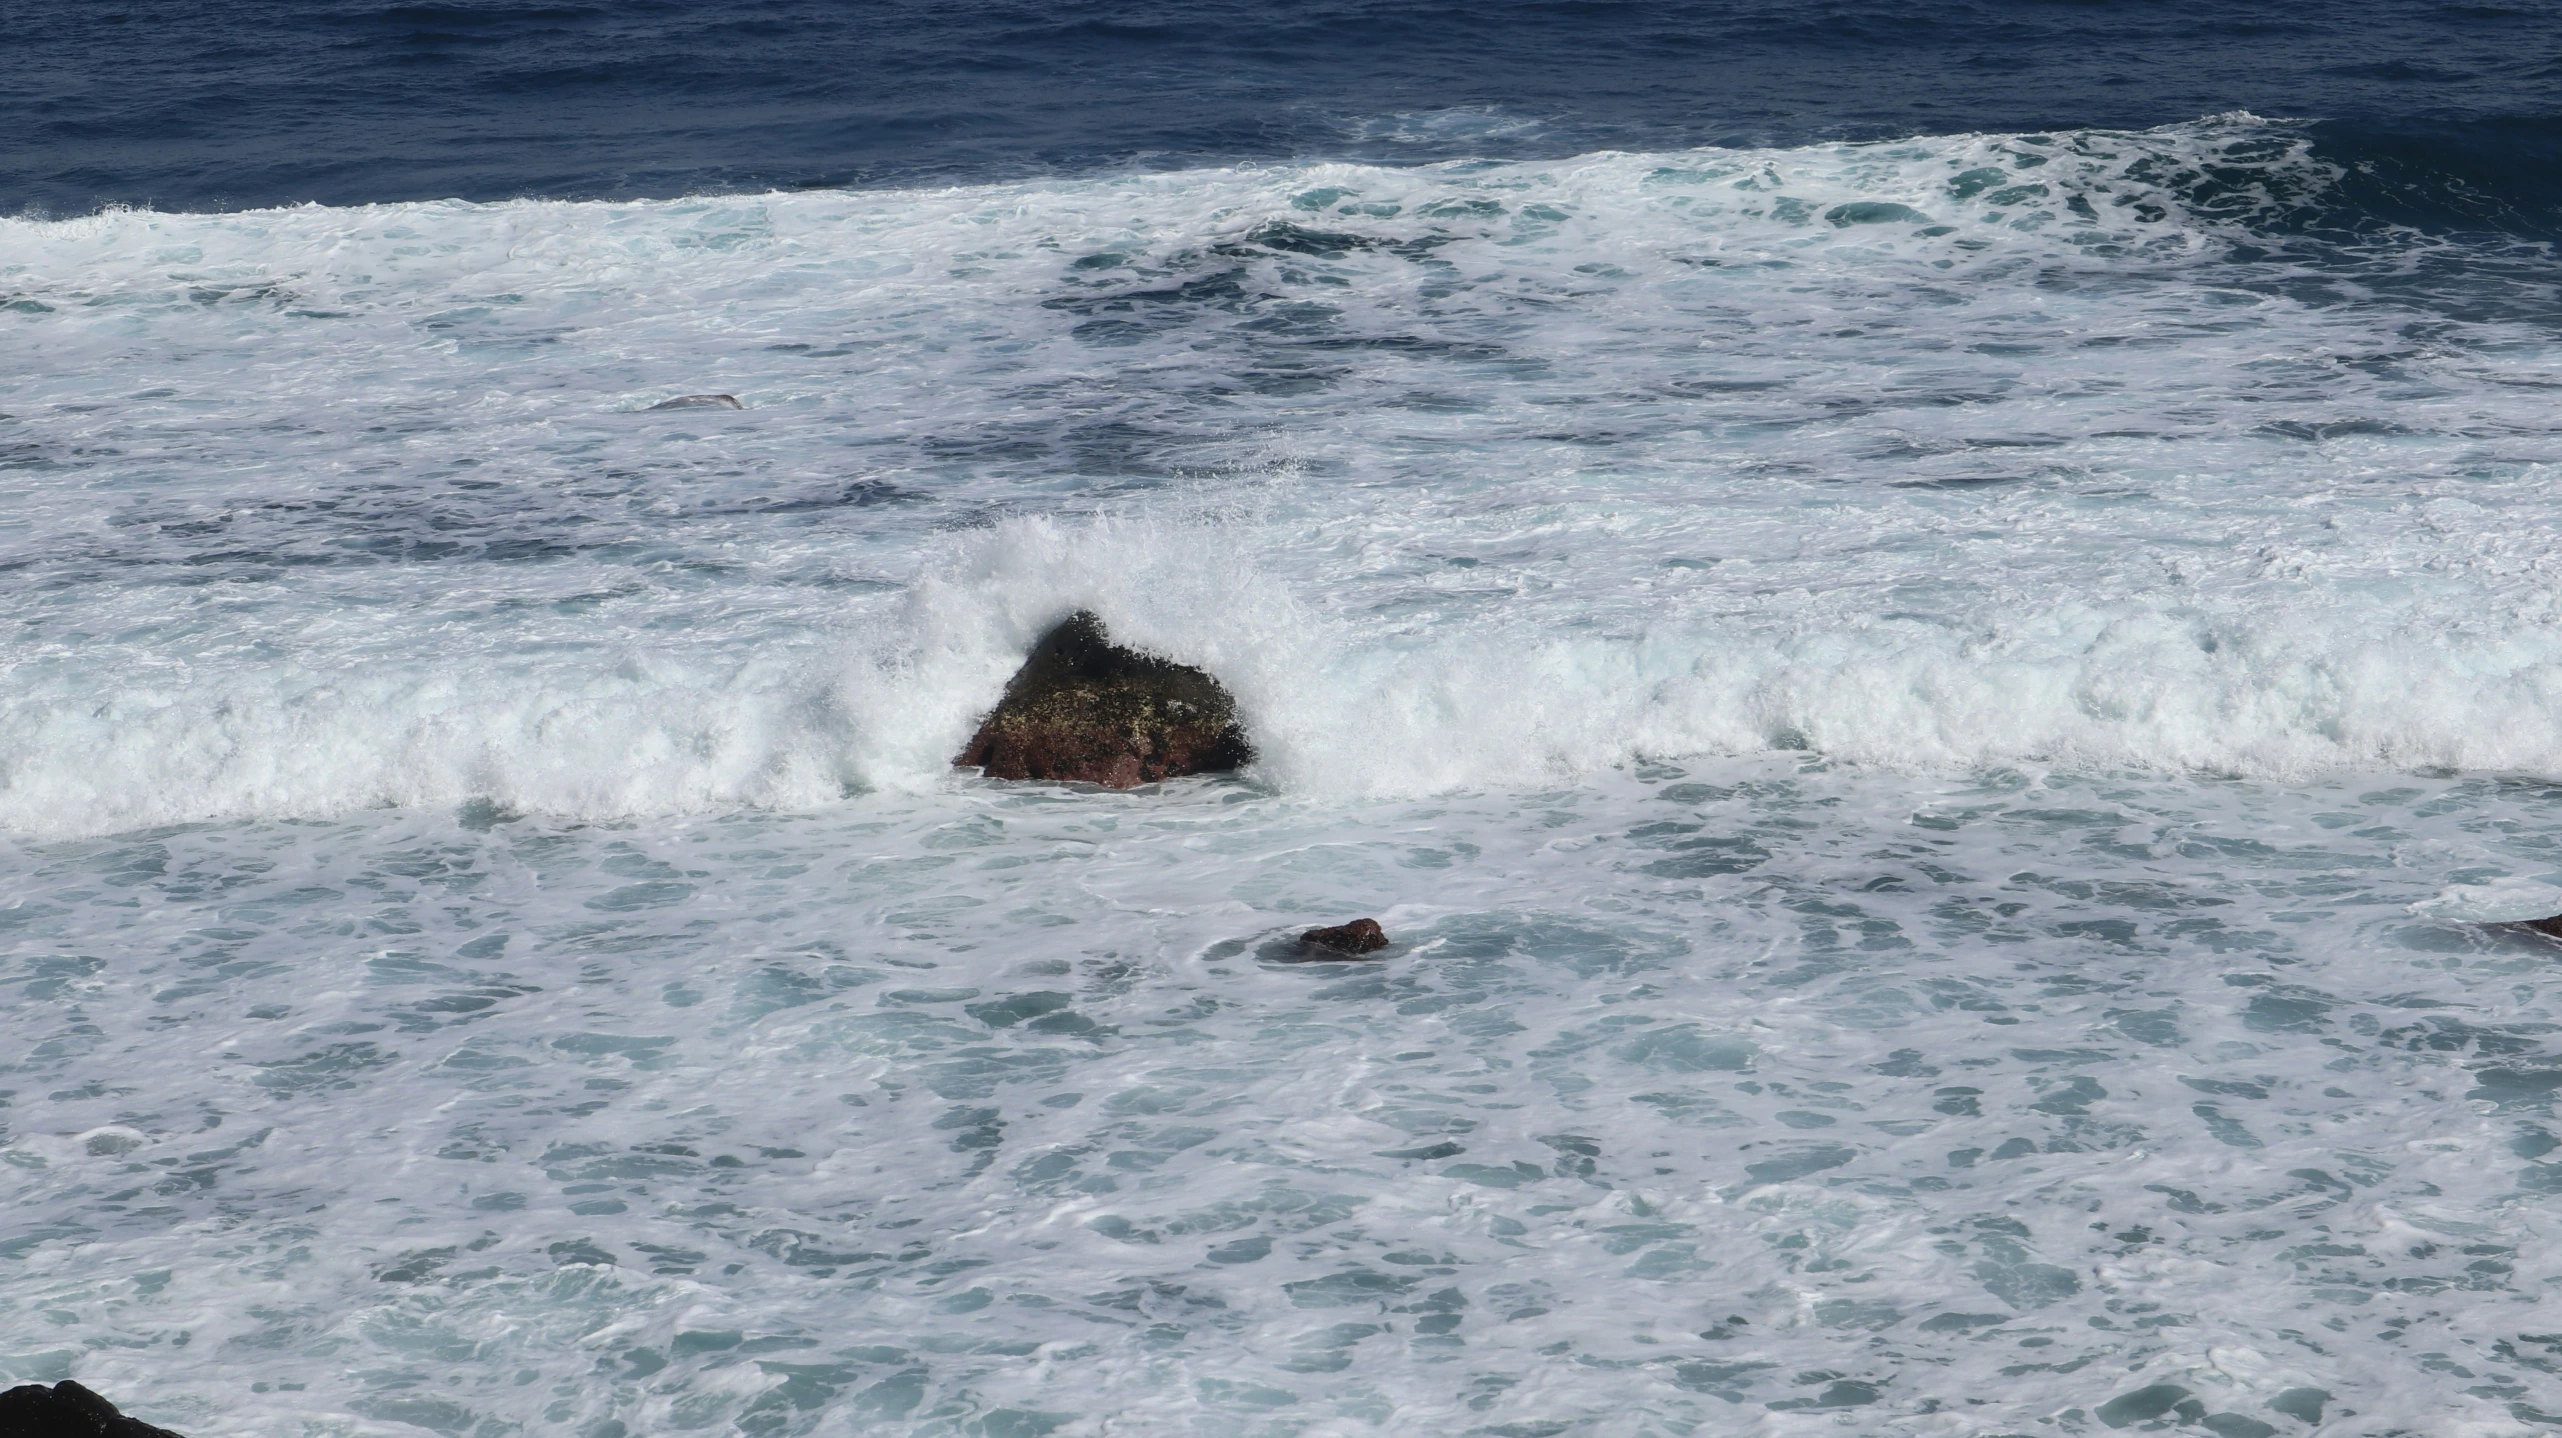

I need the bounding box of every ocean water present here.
[8,6,2562,1437]
[7,0,2562,214]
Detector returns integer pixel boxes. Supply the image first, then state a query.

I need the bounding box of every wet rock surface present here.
[2522,915,2562,938]
[648,393,741,410]
[0,1381,185,1438]
[1298,917,1388,956]
[955,611,1251,788]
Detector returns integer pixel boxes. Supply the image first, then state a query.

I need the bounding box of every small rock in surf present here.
[1299,918,1388,956]
[955,611,1251,789]
[649,393,742,410]
[0,1379,187,1438]
[2521,915,2562,938]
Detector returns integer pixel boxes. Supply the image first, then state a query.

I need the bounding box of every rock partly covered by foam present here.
[1300,918,1388,956]
[955,612,1251,789]
[2410,878,2562,926]
[648,393,741,410]
[0,1381,185,1438]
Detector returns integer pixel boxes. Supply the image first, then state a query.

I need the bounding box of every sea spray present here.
[15,499,2562,836]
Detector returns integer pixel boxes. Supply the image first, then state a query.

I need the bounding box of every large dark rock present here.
[1300,918,1389,956]
[955,612,1251,789]
[0,1381,185,1438]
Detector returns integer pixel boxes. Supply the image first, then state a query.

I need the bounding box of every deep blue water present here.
[8,0,2561,230]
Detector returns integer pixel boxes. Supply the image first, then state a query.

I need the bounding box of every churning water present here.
[6,29,2562,1438]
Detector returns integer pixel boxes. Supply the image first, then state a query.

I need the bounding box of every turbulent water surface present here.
[7,5,2562,1436]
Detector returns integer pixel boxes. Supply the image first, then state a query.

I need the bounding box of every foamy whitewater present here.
[6,116,2562,1434]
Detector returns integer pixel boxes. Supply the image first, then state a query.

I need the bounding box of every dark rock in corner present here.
[1300,918,1388,956]
[2522,915,2562,938]
[649,393,742,410]
[0,1380,186,1438]
[955,611,1251,789]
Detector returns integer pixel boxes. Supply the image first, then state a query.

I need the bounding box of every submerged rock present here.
[649,393,741,410]
[955,611,1251,788]
[0,1380,185,1438]
[1299,918,1388,956]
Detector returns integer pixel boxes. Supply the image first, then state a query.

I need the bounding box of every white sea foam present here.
[2,116,2554,837]
[0,114,2551,840]
[7,121,2562,1435]
[2412,877,2562,924]
[8,500,2562,836]
[8,763,2562,1437]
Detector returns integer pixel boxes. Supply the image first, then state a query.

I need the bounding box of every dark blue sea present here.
[7,4,2562,1436]
[9,0,2561,231]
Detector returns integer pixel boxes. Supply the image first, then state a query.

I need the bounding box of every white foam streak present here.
[2411,876,2562,923]
[0,651,846,838]
[868,520,2562,797]
[9,509,2562,838]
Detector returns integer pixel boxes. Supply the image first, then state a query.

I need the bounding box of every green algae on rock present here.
[955,611,1251,788]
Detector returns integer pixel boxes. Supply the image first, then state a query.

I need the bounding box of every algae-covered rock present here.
[1299,918,1388,956]
[955,612,1251,788]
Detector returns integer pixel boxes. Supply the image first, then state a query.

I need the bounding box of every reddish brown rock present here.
[955,611,1251,789]
[1300,918,1388,956]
